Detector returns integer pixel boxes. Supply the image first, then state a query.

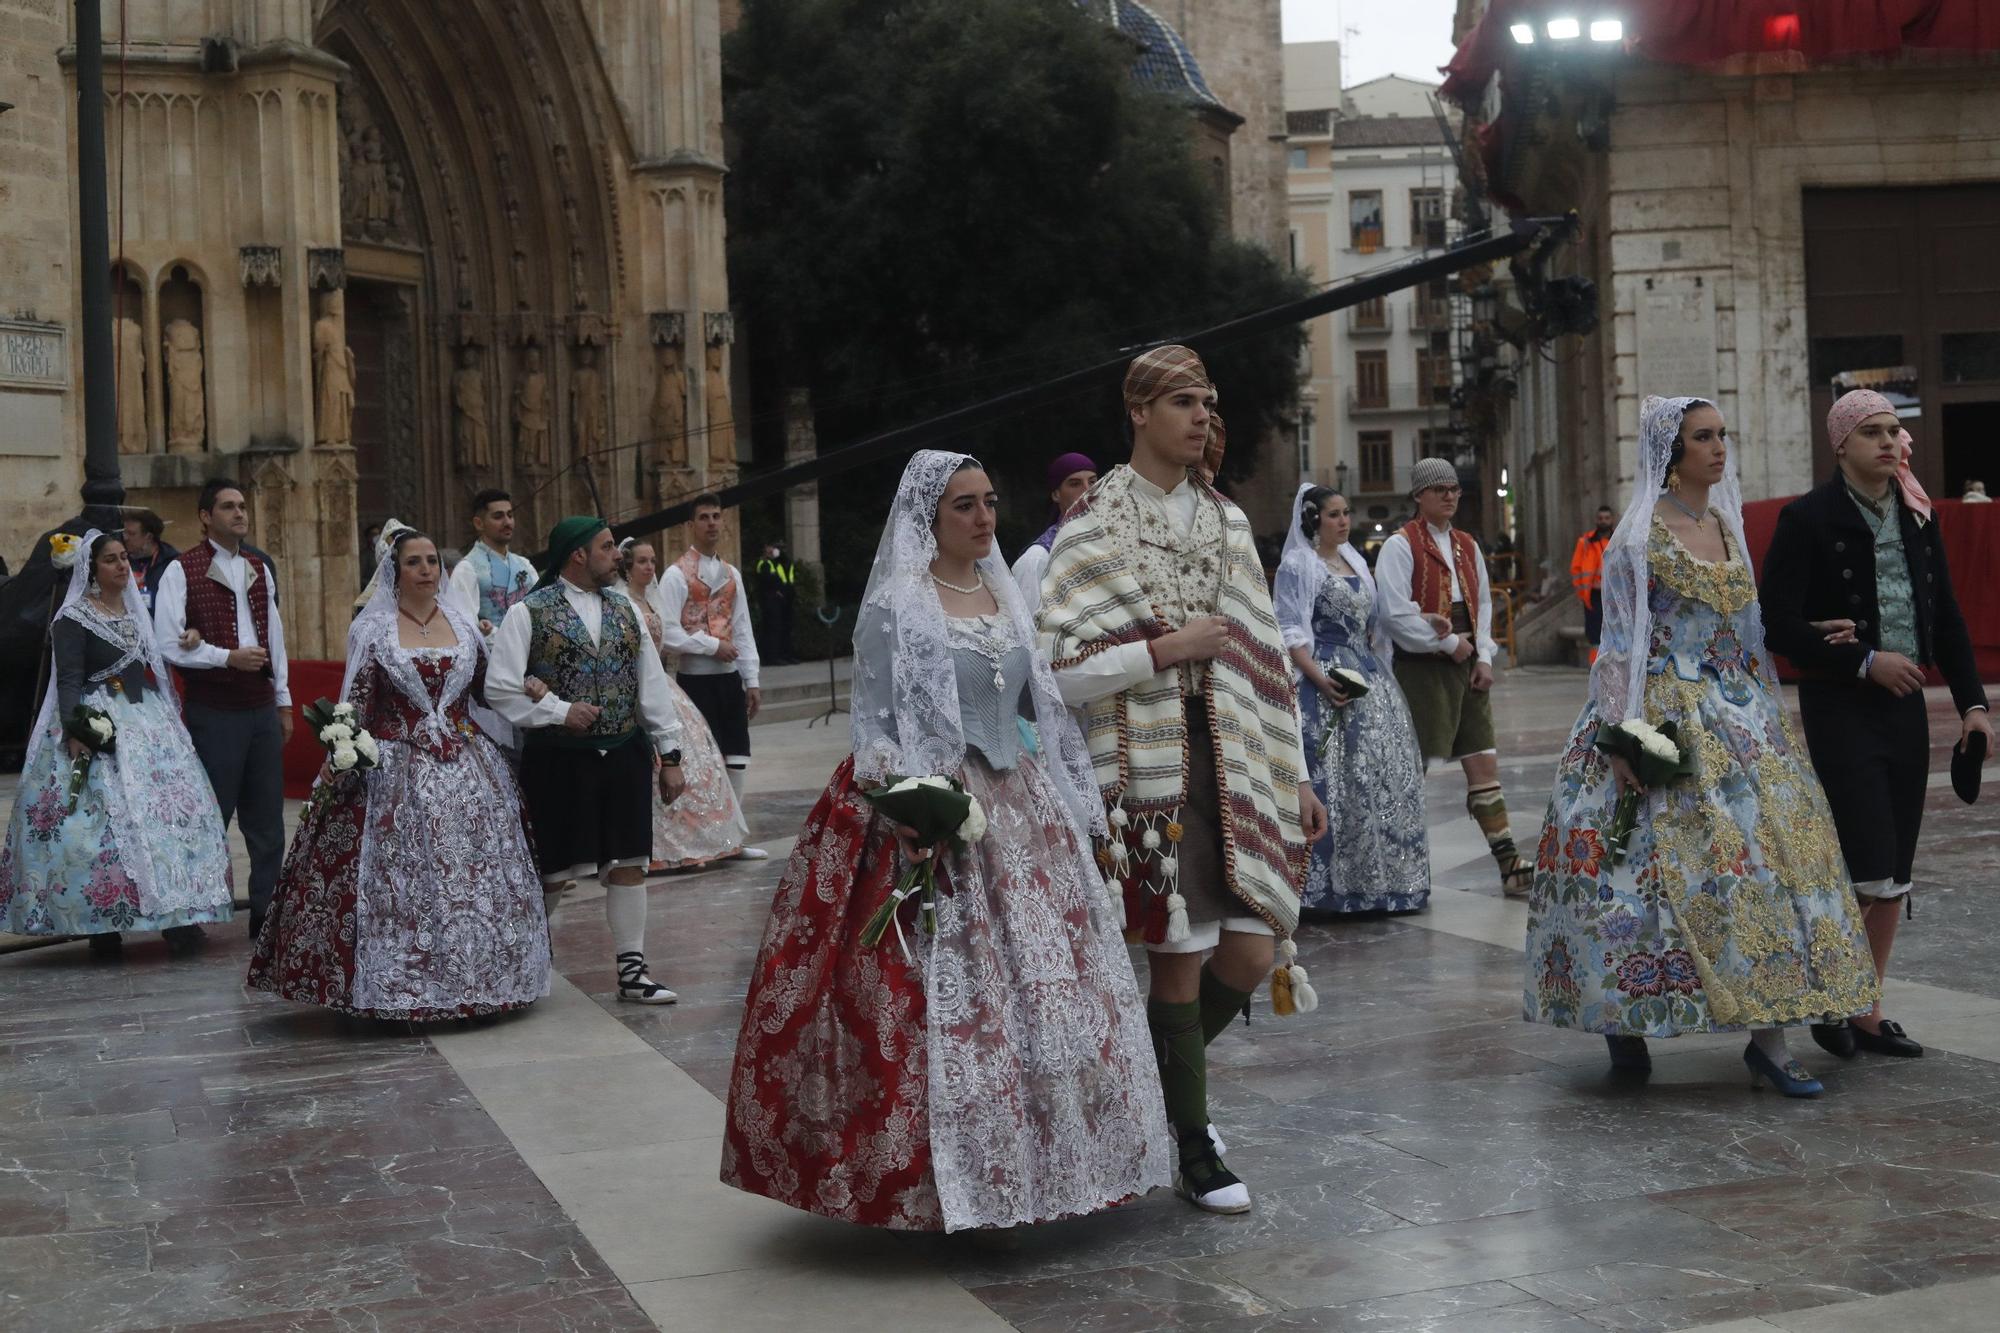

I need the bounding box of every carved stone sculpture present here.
[649,342,687,467]
[451,345,491,471]
[356,128,392,237]
[116,315,146,454]
[163,318,206,454]
[514,345,551,469]
[571,343,606,460]
[704,341,735,468]
[313,291,356,449]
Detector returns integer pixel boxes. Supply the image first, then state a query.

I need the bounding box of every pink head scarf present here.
[1827,389,1933,521]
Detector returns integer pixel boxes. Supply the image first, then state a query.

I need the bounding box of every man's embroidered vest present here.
[178,542,275,711]
[676,549,735,647]
[1117,487,1226,689]
[473,547,533,627]
[1401,519,1483,619]
[524,586,643,749]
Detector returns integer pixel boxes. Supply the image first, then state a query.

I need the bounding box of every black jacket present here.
[1758,475,1987,716]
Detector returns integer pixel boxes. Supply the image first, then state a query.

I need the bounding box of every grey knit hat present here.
[1409,457,1459,496]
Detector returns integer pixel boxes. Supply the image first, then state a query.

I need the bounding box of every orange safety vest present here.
[1570,529,1610,599]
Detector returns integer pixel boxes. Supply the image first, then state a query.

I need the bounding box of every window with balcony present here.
[1411,188,1447,247]
[1412,278,1451,330]
[1354,350,1388,409]
[1354,295,1387,331]
[1350,191,1383,252]
[1416,346,1453,405]
[1360,431,1393,492]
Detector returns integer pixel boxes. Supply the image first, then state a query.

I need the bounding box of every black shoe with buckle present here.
[1852,1018,1923,1058]
[1811,1021,1858,1060]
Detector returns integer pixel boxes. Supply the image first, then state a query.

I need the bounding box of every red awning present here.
[1442,0,2000,107]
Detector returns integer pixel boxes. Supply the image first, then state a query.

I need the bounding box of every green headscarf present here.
[536,515,609,591]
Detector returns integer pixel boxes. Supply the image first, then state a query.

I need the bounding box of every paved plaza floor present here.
[3,665,1997,1331]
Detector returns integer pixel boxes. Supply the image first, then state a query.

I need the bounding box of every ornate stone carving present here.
[513,344,552,469]
[451,344,492,471]
[381,288,422,522]
[239,245,282,288]
[571,343,606,461]
[650,312,685,347]
[337,76,416,245]
[703,340,734,468]
[573,311,609,347]
[704,311,735,347]
[313,290,356,450]
[649,342,687,469]
[163,318,207,454]
[116,315,147,455]
[307,247,346,291]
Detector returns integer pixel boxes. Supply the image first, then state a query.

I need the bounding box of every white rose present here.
[353,732,379,764]
[1333,667,1367,689]
[956,797,987,844]
[332,702,357,720]
[320,722,353,744]
[1638,732,1680,763]
[1621,720,1660,743]
[883,777,920,795]
[88,717,113,741]
[913,775,953,791]
[330,744,359,772]
[1141,828,1162,851]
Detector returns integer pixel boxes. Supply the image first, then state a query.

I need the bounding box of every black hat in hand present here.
[1952,726,1987,805]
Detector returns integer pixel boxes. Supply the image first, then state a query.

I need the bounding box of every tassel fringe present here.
[1164,892,1190,943]
[1271,938,1317,1016]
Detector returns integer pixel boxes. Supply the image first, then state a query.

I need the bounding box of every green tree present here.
[726,0,1308,602]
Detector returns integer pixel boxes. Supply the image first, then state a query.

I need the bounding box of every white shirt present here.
[154,538,291,707]
[1374,523,1497,664]
[445,542,533,632]
[1048,468,1198,708]
[1010,543,1051,617]
[484,579,683,754]
[655,553,760,687]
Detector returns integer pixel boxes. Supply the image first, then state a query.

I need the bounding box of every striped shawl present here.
[1038,465,1309,941]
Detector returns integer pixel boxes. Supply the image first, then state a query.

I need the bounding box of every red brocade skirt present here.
[720,754,1170,1232]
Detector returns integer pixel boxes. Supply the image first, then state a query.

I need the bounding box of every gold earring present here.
[1667,469,1683,493]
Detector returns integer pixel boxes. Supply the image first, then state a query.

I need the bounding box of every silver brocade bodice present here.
[946,612,1034,771]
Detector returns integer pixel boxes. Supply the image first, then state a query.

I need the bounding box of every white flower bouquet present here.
[858,773,987,956]
[1593,718,1695,864]
[302,697,380,776]
[61,704,116,813]
[1315,666,1371,754]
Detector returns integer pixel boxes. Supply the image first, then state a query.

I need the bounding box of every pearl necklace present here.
[930,568,983,595]
[1663,492,1709,529]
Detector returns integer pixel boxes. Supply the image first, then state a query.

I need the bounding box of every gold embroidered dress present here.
[1523,519,1878,1035]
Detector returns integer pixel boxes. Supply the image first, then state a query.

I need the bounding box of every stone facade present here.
[1482,59,2000,610]
[0,0,734,658]
[1151,0,1289,257]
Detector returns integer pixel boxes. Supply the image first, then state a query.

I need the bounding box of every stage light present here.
[1546,17,1581,40]
[1589,18,1623,42]
[1510,23,1535,44]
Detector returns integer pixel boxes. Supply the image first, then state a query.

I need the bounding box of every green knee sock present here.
[1198,965,1254,1045]
[1147,997,1208,1133]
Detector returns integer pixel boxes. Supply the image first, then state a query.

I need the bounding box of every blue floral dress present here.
[1523,520,1878,1036]
[1296,568,1430,913]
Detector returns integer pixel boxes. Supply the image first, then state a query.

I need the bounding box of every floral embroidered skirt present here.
[247,735,550,1022]
[721,753,1171,1232]
[651,674,745,869]
[1523,670,1879,1037]
[1,688,234,937]
[1298,651,1430,914]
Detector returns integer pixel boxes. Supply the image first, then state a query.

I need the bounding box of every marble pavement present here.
[2,666,1997,1331]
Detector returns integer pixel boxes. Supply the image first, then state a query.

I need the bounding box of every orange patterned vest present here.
[676,548,735,648]
[1400,519,1483,617]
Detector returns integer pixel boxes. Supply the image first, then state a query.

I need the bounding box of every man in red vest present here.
[1376,458,1531,897]
[654,493,768,860]
[154,477,294,937]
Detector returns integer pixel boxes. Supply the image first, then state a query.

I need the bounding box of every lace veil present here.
[1595,395,1776,721]
[1273,482,1389,666]
[23,529,168,782]
[852,449,1106,838]
[344,522,487,752]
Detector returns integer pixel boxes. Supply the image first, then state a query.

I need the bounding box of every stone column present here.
[783,387,823,582]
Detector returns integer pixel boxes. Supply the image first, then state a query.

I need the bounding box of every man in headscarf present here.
[1376,458,1530,897]
[1760,390,1990,1061]
[485,516,690,1003]
[1009,451,1097,612]
[1038,345,1327,1217]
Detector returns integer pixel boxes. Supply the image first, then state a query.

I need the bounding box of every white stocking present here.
[604,880,648,958]
[726,764,748,801]
[1751,1028,1793,1061]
